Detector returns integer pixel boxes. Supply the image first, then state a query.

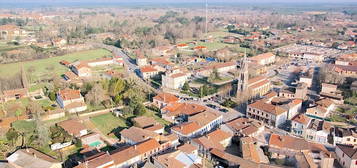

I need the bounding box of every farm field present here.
[0,48,111,80]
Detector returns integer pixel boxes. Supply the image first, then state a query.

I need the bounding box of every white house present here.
[56,88,87,113]
[335,144,357,168]
[162,70,189,90]
[305,119,332,144]
[291,113,312,137]
[247,100,288,127]
[171,111,223,140]
[139,65,159,79]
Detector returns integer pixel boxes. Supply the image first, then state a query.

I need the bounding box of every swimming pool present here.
[89,141,102,147]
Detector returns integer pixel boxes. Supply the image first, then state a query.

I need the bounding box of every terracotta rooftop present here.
[291,113,311,125]
[58,88,81,101]
[269,134,328,153]
[206,129,232,144]
[315,98,334,108]
[132,116,157,128]
[153,92,179,104]
[171,122,201,135]
[163,103,206,116]
[249,100,287,116]
[75,152,114,168]
[120,127,158,143]
[178,143,198,154]
[189,111,222,127]
[57,119,87,137]
[140,65,158,73]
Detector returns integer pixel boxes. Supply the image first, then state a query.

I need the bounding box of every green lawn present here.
[90,113,127,136]
[0,49,111,80]
[12,120,36,133]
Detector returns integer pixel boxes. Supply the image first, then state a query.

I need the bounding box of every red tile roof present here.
[153,92,179,104]
[140,65,158,73]
[58,88,81,101]
[249,100,287,115]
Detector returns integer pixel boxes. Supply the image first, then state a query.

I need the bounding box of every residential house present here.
[139,65,159,79]
[75,152,115,168]
[223,117,264,137]
[152,46,173,56]
[320,83,344,104]
[305,119,332,144]
[300,76,312,88]
[240,137,269,164]
[194,46,207,52]
[0,24,27,40]
[120,126,159,145]
[153,145,202,168]
[161,102,206,123]
[249,52,276,65]
[279,83,308,100]
[171,111,223,140]
[1,88,29,102]
[268,134,334,167]
[191,129,233,156]
[332,127,357,146]
[111,137,178,168]
[161,69,189,90]
[152,92,179,109]
[56,88,87,113]
[335,144,357,168]
[176,43,189,49]
[136,56,147,67]
[132,116,164,134]
[334,65,357,77]
[6,148,62,168]
[247,100,288,127]
[270,97,303,119]
[291,113,312,137]
[306,98,335,119]
[196,62,236,77]
[57,119,88,138]
[71,63,92,77]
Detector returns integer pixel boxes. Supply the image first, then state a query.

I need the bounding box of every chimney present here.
[134,145,137,150]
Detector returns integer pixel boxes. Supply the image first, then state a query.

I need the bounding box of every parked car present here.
[206,104,217,109]
[219,108,228,113]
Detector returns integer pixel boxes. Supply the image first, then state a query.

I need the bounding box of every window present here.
[347,138,351,141]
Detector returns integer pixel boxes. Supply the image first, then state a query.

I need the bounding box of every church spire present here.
[236,49,249,98]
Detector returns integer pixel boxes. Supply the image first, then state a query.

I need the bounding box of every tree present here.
[15,109,22,120]
[6,128,19,146]
[182,82,190,91]
[27,101,49,147]
[48,91,56,101]
[134,103,147,116]
[209,68,221,82]
[85,83,108,106]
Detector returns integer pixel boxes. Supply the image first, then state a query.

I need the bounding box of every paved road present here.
[96,43,159,94]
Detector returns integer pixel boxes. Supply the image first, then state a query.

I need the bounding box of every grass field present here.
[0,48,111,80]
[90,113,128,136]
